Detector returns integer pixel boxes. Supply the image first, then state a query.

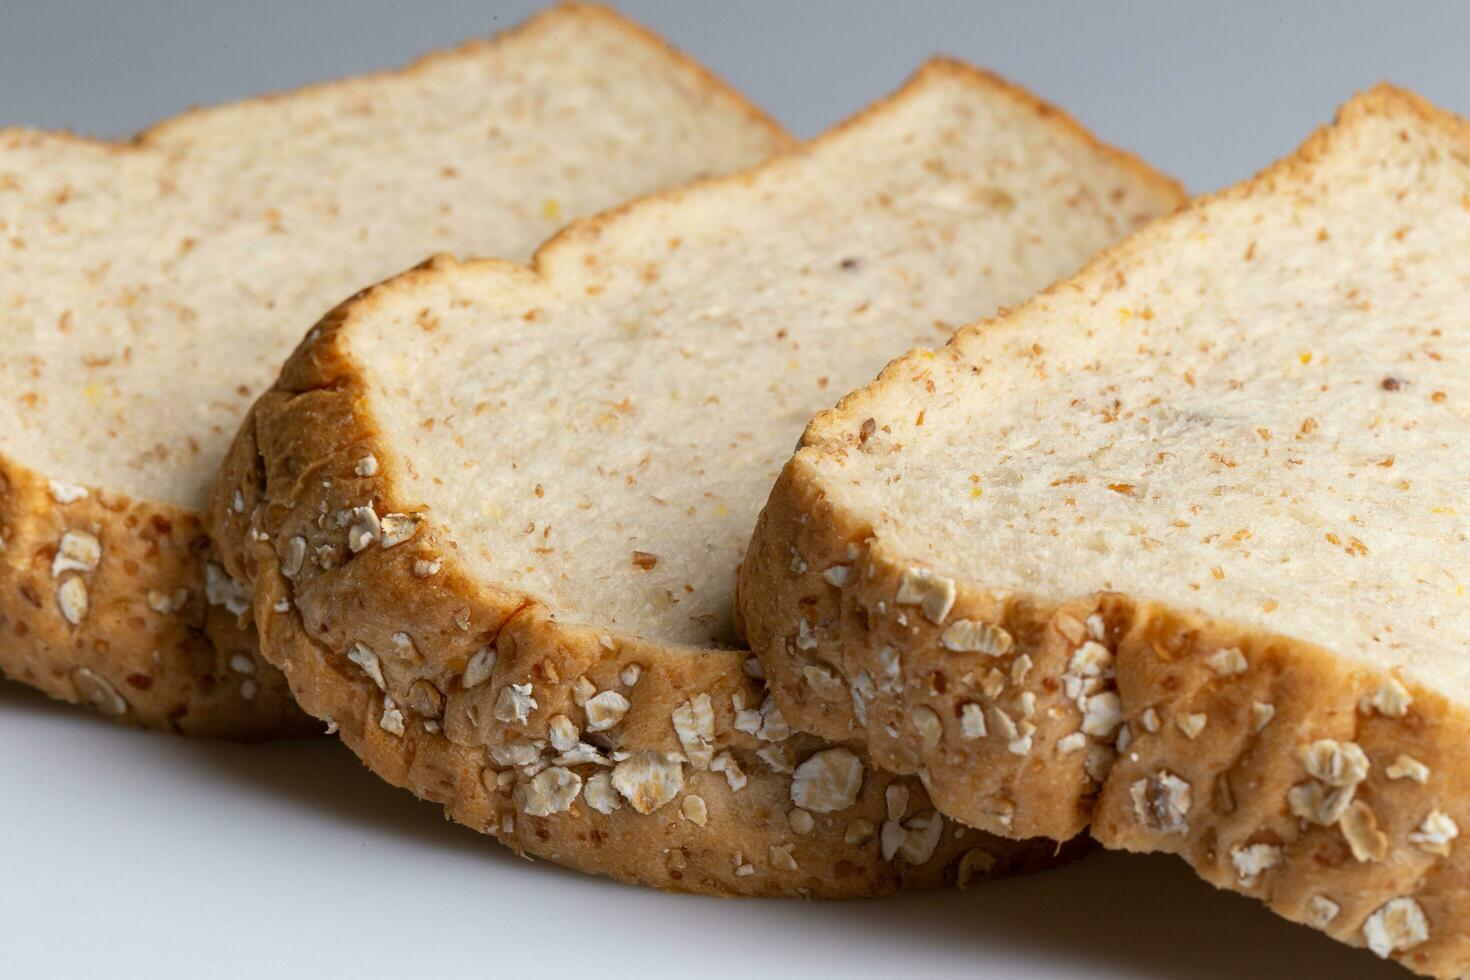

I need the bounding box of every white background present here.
[3,2,1463,977]
[0,680,1406,978]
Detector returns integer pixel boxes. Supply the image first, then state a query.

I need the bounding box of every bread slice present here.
[739,85,1467,970]
[209,59,1182,893]
[0,4,789,736]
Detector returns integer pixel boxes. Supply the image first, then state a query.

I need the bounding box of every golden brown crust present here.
[0,453,315,737]
[738,84,1469,973]
[0,3,790,735]
[207,289,1071,896]
[743,456,1470,973]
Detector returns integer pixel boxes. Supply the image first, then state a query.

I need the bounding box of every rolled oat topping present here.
[346,506,381,552]
[379,513,423,547]
[939,619,1013,655]
[524,767,583,817]
[1205,647,1248,676]
[681,795,709,826]
[48,480,88,504]
[1365,678,1413,718]
[1386,755,1431,783]
[844,819,875,845]
[56,576,88,625]
[822,564,851,587]
[462,647,496,688]
[69,667,126,715]
[710,752,747,792]
[610,751,684,814]
[547,714,579,752]
[52,530,101,577]
[379,695,406,736]
[960,702,987,739]
[1131,770,1192,835]
[1340,800,1388,862]
[494,682,538,724]
[584,690,630,731]
[1362,897,1429,958]
[583,772,620,814]
[910,705,943,750]
[1288,780,1356,827]
[1306,895,1341,929]
[347,642,386,690]
[1300,739,1370,787]
[790,748,863,813]
[1177,712,1208,739]
[671,694,716,768]
[282,536,307,577]
[895,567,956,623]
[1409,809,1459,856]
[204,562,252,615]
[1230,842,1282,885]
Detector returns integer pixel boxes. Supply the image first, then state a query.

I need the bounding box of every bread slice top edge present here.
[1,4,786,160]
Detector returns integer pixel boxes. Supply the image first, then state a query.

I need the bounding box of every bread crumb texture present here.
[739,85,1469,972]
[209,61,1180,889]
[0,4,787,732]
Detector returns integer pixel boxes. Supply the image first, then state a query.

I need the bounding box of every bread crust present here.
[207,284,1070,895]
[0,3,788,735]
[0,453,314,736]
[738,84,1469,973]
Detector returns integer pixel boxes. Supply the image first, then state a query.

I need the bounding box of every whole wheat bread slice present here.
[0,4,788,736]
[210,59,1182,894]
[739,85,1468,971]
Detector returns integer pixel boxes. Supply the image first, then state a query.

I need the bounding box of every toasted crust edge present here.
[738,85,1470,974]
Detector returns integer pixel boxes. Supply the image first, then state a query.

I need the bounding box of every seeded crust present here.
[204,59,1187,893]
[739,86,1469,971]
[0,4,789,734]
[208,291,1070,895]
[0,455,311,736]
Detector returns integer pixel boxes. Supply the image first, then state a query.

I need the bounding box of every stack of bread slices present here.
[2,3,1463,975]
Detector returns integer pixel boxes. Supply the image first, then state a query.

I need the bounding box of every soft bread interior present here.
[345,63,1183,649]
[0,8,784,506]
[802,88,1470,699]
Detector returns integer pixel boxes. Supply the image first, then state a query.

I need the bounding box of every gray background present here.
[5,0,1470,194]
[0,4,1459,979]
